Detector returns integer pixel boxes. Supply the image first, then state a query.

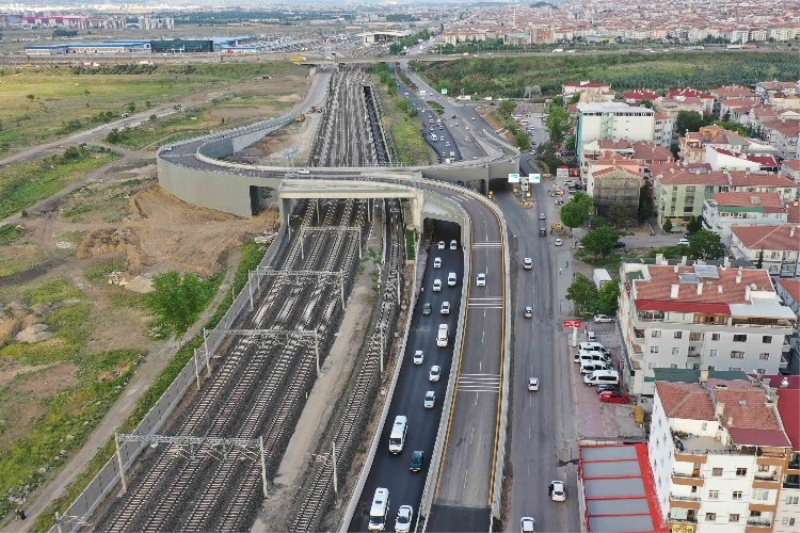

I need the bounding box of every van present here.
[447,272,457,287]
[437,324,449,347]
[579,360,611,374]
[368,487,390,531]
[574,351,610,364]
[579,342,610,355]
[583,369,620,387]
[389,416,408,454]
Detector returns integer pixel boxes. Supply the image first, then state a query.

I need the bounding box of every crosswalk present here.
[468,297,502,309]
[458,373,500,393]
[473,241,501,249]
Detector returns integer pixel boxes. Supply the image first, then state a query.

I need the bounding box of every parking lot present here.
[566,321,645,439]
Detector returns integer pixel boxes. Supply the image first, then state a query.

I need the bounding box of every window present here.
[674,331,683,339]
[731,351,745,359]
[709,490,719,499]
[733,334,747,342]
[730,367,743,372]
[759,353,769,360]
[709,349,718,357]
[650,346,660,354]
[783,518,797,527]
[762,335,772,343]
[651,330,662,338]
[729,514,740,523]
[712,468,723,476]
[752,489,768,501]
[712,333,721,341]
[670,363,678,369]
[732,491,743,499]
[787,495,800,505]
[672,347,680,355]
[756,368,766,375]
[705,513,716,522]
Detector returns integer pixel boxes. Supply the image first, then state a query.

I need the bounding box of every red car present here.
[599,391,630,404]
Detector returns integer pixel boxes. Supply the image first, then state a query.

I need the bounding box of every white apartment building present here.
[730,225,800,278]
[649,377,792,532]
[576,102,655,162]
[703,192,791,245]
[769,374,800,533]
[617,261,797,396]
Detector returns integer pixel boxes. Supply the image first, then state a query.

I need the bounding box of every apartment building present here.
[665,89,716,115]
[705,147,780,173]
[680,126,752,163]
[562,81,612,99]
[649,376,792,532]
[576,102,656,162]
[766,375,800,533]
[703,192,792,244]
[730,225,800,278]
[617,261,796,396]
[781,160,800,185]
[585,162,644,217]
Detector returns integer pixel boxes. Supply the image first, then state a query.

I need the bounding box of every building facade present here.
[576,102,656,162]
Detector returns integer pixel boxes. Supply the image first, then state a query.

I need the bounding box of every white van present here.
[447,272,457,287]
[579,342,610,355]
[389,416,408,454]
[579,360,611,374]
[583,369,620,387]
[574,351,610,364]
[368,487,390,531]
[437,324,449,347]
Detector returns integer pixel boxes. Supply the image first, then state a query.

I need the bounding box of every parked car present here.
[593,314,614,324]
[677,238,690,246]
[422,303,432,316]
[429,365,441,382]
[595,384,620,394]
[528,377,539,391]
[424,390,436,409]
[613,241,626,249]
[599,390,630,404]
[554,238,563,246]
[410,450,425,472]
[413,350,424,365]
[587,331,597,341]
[549,480,566,502]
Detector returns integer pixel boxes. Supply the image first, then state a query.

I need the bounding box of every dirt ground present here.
[231,109,321,167]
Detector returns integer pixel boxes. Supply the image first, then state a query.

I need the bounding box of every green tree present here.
[686,215,704,235]
[545,105,571,146]
[126,102,136,114]
[662,218,673,233]
[675,110,706,135]
[514,130,531,150]
[564,134,576,151]
[639,99,654,109]
[566,273,597,314]
[638,183,654,222]
[687,230,726,260]
[596,279,620,316]
[567,93,581,105]
[560,192,593,228]
[145,271,218,337]
[581,226,619,258]
[608,202,629,228]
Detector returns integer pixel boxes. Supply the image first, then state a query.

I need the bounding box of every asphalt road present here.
[348,222,464,533]
[499,159,582,532]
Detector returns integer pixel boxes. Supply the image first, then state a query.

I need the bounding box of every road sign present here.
[563,320,581,328]
[441,88,448,95]
[507,173,520,183]
[529,173,541,184]
[556,167,569,179]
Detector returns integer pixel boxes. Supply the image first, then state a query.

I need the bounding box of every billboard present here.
[441,88,448,95]
[507,173,520,183]
[557,166,569,179]
[529,173,541,184]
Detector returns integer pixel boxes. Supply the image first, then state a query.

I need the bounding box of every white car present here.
[593,314,614,324]
[521,517,536,532]
[554,238,563,246]
[413,350,424,365]
[296,168,311,175]
[677,238,690,246]
[395,505,413,533]
[424,390,436,409]
[587,331,597,341]
[528,377,539,391]
[429,365,441,382]
[539,213,546,220]
[433,257,442,269]
[432,279,442,292]
[549,480,566,502]
[440,301,451,315]
[437,241,446,250]
[523,257,532,270]
[449,239,457,250]
[476,273,486,286]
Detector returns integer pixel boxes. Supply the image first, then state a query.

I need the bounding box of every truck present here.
[593,268,612,289]
[726,44,743,50]
[289,56,306,62]
[552,48,564,53]
[449,151,456,158]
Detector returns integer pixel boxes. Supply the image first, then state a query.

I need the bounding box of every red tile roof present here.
[711,85,757,99]
[716,386,787,432]
[563,81,610,88]
[666,88,707,98]
[630,142,673,162]
[782,159,800,171]
[656,168,729,186]
[656,382,715,420]
[710,192,785,213]
[728,172,796,188]
[597,139,632,150]
[731,225,800,252]
[776,388,800,451]
[727,428,791,447]
[789,202,800,224]
[778,278,800,305]
[623,89,659,101]
[593,165,642,179]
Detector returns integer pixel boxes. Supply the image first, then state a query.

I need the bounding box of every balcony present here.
[670,493,701,509]
[746,518,772,528]
[670,493,701,502]
[667,516,698,525]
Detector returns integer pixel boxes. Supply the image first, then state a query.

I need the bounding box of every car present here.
[429,365,441,382]
[677,238,690,246]
[549,480,566,502]
[476,273,486,286]
[410,450,425,472]
[528,377,539,391]
[422,303,432,316]
[520,517,536,532]
[413,350,424,365]
[596,384,620,394]
[593,314,614,324]
[445,141,451,147]
[440,301,451,315]
[524,306,533,318]
[395,505,413,533]
[554,238,563,246]
[424,390,436,409]
[296,168,311,175]
[539,213,546,220]
[432,279,442,292]
[433,257,442,269]
[449,239,457,250]
[599,390,630,404]
[471,116,476,120]
[613,241,626,249]
[523,258,532,270]
[437,241,446,250]
[539,228,547,237]
[587,331,597,341]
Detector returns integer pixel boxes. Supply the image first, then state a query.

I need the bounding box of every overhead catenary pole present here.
[332,441,338,497]
[259,436,268,498]
[115,433,128,493]
[248,271,254,310]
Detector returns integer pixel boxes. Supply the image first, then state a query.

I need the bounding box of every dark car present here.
[410,450,425,472]
[595,384,620,394]
[539,228,547,237]
[613,241,626,249]
[422,302,432,315]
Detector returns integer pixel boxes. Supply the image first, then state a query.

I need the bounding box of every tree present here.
[564,134,576,151]
[662,218,673,233]
[566,273,597,314]
[146,271,217,337]
[675,110,706,135]
[596,279,620,316]
[639,99,654,109]
[560,192,593,228]
[638,183,654,222]
[687,230,726,260]
[544,105,570,146]
[581,226,619,258]
[567,92,581,105]
[686,215,703,235]
[608,201,629,228]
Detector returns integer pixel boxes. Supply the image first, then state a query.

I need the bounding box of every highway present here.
[349,222,464,533]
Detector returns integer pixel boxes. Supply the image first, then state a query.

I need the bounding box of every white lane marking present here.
[458,373,500,393]
[463,469,469,493]
[481,329,485,343]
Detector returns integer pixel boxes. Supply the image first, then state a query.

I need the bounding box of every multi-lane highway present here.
[349,222,464,533]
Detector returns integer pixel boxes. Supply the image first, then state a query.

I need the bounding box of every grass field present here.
[0,62,307,154]
[375,82,435,166]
